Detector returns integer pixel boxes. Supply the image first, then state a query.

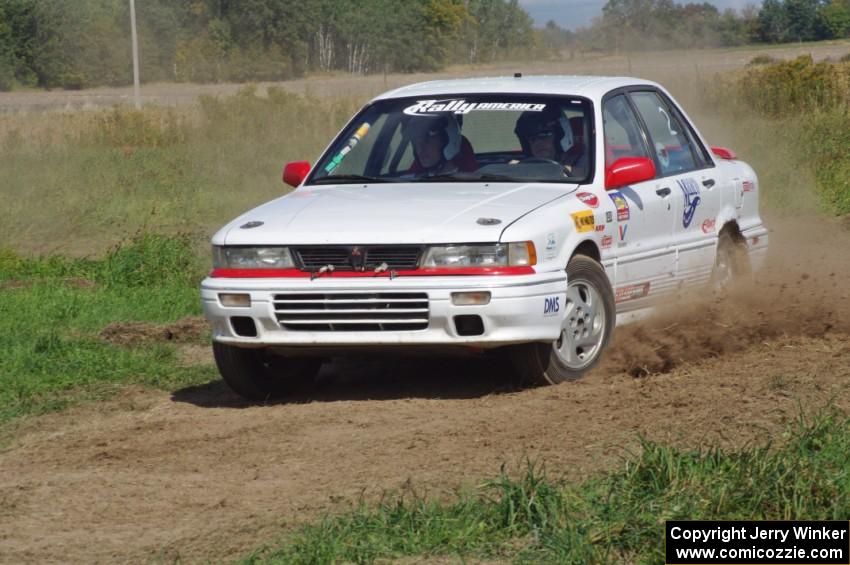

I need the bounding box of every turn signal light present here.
[219,293,251,307]
[451,291,491,306]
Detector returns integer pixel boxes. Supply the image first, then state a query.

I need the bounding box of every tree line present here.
[565,0,850,52]
[2,0,850,92]
[0,0,533,90]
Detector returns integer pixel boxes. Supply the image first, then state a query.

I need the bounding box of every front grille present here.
[293,246,422,271]
[274,292,429,331]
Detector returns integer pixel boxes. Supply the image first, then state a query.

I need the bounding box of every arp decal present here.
[543,296,560,316]
[615,283,650,303]
[677,178,702,229]
[742,180,755,192]
[571,210,595,233]
[404,99,545,116]
[544,232,557,259]
[608,191,630,221]
[701,218,716,234]
[577,192,599,208]
[601,235,613,249]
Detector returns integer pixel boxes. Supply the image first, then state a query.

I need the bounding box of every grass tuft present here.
[247,411,850,564]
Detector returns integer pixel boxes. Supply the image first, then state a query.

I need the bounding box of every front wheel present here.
[213,342,322,401]
[510,254,615,385]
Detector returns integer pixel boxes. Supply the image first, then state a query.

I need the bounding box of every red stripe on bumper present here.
[210,266,536,278]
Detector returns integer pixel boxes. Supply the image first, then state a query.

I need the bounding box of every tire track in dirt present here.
[1,218,849,563]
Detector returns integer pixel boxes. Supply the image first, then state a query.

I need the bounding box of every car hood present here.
[218,182,577,245]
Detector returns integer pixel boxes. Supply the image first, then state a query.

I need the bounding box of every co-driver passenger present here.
[513,107,586,176]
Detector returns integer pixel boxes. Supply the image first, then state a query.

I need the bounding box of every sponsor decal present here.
[601,235,613,249]
[606,211,613,223]
[618,224,628,247]
[577,192,599,208]
[571,210,595,233]
[615,282,650,303]
[701,218,716,234]
[324,122,371,173]
[543,296,561,316]
[608,191,630,221]
[404,99,546,116]
[751,236,760,246]
[742,180,755,192]
[544,233,557,259]
[677,178,702,229]
[595,224,605,232]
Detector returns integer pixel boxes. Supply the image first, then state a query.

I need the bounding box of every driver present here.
[404,114,476,176]
[513,107,585,175]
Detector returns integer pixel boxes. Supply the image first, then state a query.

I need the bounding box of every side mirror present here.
[605,157,656,190]
[282,161,311,188]
[710,146,737,160]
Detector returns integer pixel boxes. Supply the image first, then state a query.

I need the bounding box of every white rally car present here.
[201,76,768,400]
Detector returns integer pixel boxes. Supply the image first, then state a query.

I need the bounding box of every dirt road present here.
[1,219,849,563]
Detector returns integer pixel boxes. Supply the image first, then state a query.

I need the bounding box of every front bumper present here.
[201,272,567,348]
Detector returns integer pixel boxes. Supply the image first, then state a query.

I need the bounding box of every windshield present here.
[308,94,594,185]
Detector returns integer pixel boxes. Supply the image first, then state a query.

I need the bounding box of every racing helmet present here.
[403,114,461,161]
[514,107,573,156]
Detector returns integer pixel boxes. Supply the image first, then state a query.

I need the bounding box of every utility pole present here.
[129,0,141,110]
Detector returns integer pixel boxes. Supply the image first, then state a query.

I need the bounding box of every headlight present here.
[421,242,536,268]
[212,246,295,269]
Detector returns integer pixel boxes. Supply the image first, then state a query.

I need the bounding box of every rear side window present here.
[629,91,699,176]
[602,94,650,168]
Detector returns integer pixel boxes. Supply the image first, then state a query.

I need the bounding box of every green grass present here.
[0,235,215,429]
[245,411,850,564]
[0,87,360,255]
[701,56,850,216]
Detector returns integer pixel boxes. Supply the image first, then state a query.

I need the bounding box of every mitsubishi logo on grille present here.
[349,246,366,271]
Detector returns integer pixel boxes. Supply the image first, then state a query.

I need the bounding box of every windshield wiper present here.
[312,174,389,184]
[408,173,472,182]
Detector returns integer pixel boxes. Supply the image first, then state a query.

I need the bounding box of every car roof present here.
[372,75,661,102]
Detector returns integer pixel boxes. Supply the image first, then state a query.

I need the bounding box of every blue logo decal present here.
[544,296,560,316]
[678,178,702,228]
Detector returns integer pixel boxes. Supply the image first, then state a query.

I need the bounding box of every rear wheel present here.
[213,342,322,401]
[711,229,750,291]
[510,254,615,385]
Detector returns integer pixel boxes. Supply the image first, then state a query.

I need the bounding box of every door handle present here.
[702,178,715,188]
[656,187,671,197]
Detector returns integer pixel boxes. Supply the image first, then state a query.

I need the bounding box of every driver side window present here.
[602,95,651,168]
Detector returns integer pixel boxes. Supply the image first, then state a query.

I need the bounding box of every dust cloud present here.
[602,216,850,377]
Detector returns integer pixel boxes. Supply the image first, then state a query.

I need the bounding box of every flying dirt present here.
[0,217,848,563]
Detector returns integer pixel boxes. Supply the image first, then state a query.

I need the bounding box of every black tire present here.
[212,342,322,401]
[510,254,615,386]
[711,230,751,290]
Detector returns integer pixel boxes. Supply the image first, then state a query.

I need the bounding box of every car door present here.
[601,93,676,309]
[628,90,720,289]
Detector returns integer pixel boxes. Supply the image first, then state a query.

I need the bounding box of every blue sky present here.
[517,0,758,30]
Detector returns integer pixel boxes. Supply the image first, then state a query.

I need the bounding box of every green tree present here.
[817,0,850,38]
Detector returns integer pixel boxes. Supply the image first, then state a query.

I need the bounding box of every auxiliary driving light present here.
[219,293,251,307]
[451,291,491,306]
